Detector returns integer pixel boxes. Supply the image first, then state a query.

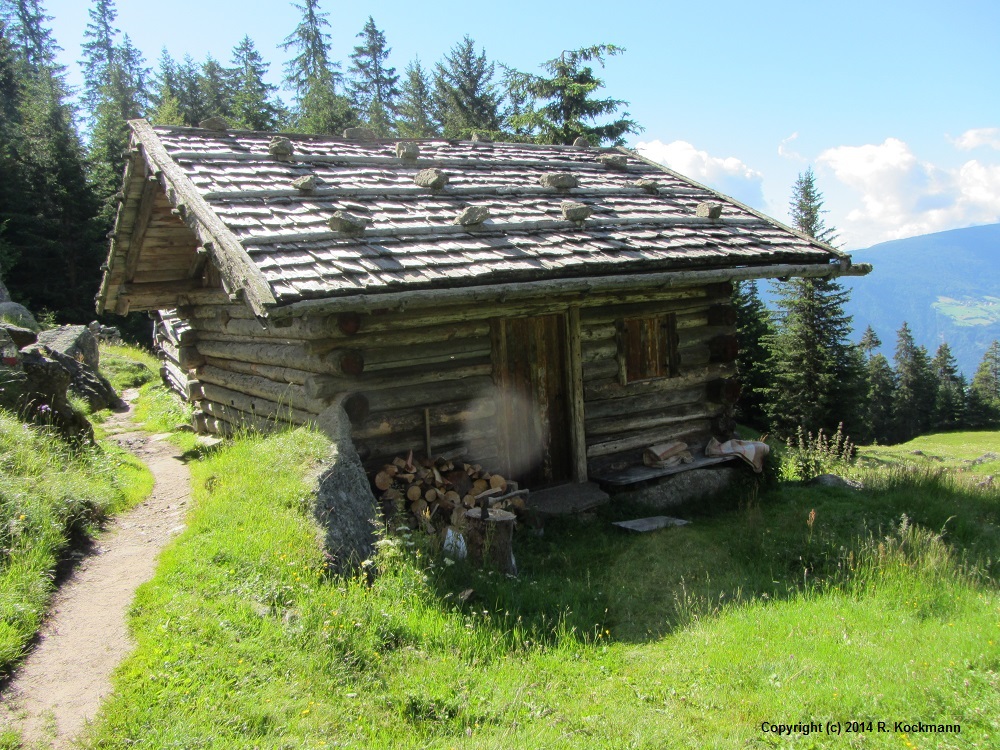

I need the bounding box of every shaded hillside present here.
[841,224,1000,376]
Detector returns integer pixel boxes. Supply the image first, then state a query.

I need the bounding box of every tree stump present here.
[464,508,517,575]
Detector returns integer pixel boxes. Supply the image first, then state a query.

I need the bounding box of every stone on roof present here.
[95,121,860,316]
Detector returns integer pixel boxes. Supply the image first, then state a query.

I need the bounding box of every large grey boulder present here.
[0,301,38,331]
[0,348,94,443]
[312,403,379,573]
[26,343,123,412]
[610,466,741,511]
[36,325,99,370]
[1,322,37,348]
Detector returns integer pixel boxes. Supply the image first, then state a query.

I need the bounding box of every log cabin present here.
[97,120,869,491]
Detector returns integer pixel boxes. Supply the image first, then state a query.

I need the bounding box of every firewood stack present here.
[372,451,526,535]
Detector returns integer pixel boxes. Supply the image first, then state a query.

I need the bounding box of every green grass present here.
[860,431,1000,477]
[933,295,1000,327]
[0,411,152,678]
[82,428,1000,748]
[99,343,161,393]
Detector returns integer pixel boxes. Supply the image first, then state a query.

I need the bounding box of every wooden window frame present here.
[616,313,679,385]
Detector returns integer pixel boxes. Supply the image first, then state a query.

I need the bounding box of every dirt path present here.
[0,391,193,748]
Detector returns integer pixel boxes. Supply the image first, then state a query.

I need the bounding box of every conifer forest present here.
[1,0,998,444]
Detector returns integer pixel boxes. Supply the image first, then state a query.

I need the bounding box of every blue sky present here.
[43,0,1000,250]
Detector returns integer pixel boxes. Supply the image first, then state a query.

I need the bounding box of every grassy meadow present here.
[74,380,1000,749]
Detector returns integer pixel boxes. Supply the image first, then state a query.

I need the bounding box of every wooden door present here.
[493,314,572,487]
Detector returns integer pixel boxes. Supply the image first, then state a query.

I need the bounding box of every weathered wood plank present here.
[304,359,492,399]
[584,362,735,401]
[567,307,588,482]
[586,419,713,458]
[585,402,722,438]
[197,364,329,414]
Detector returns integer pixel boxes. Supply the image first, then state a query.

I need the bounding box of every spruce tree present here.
[0,1,104,320]
[930,342,965,431]
[79,0,117,117]
[395,58,438,138]
[432,36,501,138]
[505,44,640,146]
[229,37,284,131]
[86,31,148,221]
[763,169,858,438]
[347,16,398,136]
[280,0,355,134]
[731,280,772,429]
[891,322,937,441]
[863,352,897,444]
[968,340,1000,428]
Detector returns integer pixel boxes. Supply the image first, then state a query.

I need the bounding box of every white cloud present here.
[950,127,1000,151]
[817,137,1000,247]
[778,132,805,161]
[636,139,765,209]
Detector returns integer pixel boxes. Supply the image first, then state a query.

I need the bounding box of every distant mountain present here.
[840,223,1000,377]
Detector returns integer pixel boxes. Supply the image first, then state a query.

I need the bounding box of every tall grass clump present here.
[782,422,856,481]
[0,410,152,676]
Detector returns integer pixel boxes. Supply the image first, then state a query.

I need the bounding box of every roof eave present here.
[266,259,871,320]
[123,119,277,317]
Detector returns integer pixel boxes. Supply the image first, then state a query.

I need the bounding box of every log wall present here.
[175,283,738,478]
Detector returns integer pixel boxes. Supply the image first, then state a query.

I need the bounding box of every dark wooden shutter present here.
[618,314,678,383]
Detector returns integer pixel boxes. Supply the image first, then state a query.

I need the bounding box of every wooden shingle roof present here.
[97,120,868,319]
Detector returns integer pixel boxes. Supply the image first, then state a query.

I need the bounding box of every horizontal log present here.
[362,445,499,474]
[583,385,704,420]
[202,184,709,201]
[354,336,489,373]
[583,359,619,382]
[270,262,860,320]
[196,338,326,374]
[199,382,317,424]
[360,428,499,469]
[304,320,491,355]
[579,293,730,325]
[197,364,329,414]
[584,362,735,401]
[199,399,303,432]
[586,419,713,458]
[354,399,497,440]
[707,378,742,404]
[585,402,722,439]
[361,376,496,413]
[202,355,312,385]
[122,288,230,310]
[580,311,713,343]
[243,215,766,247]
[304,359,492,400]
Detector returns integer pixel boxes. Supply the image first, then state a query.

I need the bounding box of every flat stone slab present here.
[613,516,690,533]
[528,481,610,516]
